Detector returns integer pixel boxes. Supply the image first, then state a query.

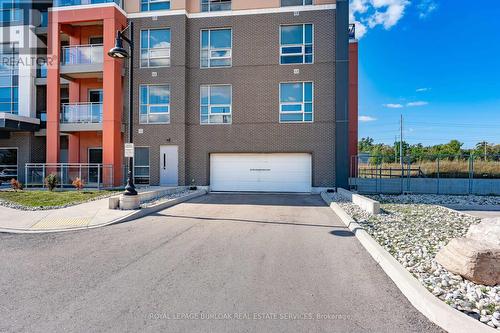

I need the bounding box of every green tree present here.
[358,137,374,153]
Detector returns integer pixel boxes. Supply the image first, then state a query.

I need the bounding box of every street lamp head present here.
[108,32,129,59]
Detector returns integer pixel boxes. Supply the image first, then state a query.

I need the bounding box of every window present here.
[280,24,313,64]
[140,28,171,68]
[201,0,231,12]
[281,0,312,6]
[280,82,313,123]
[140,84,170,124]
[0,0,23,23]
[0,148,17,180]
[141,0,170,11]
[201,28,232,68]
[200,85,232,124]
[134,147,150,185]
[0,45,18,114]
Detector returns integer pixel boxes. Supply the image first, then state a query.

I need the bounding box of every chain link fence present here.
[350,154,500,195]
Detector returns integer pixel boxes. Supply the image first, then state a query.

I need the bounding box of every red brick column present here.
[46,12,61,164]
[102,17,125,186]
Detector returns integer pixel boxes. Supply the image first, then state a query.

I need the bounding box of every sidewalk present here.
[442,204,500,219]
[0,188,208,233]
[0,196,136,232]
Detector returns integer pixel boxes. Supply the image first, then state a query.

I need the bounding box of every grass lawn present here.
[0,190,116,208]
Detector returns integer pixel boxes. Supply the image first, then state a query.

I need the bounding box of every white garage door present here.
[210,153,312,193]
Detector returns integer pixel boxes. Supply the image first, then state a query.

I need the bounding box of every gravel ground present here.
[374,194,500,206]
[331,193,500,330]
[140,190,194,208]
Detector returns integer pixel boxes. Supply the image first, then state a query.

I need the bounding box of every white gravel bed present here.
[331,193,500,329]
[140,190,194,208]
[373,193,500,206]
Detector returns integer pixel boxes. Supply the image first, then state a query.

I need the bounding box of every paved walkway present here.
[443,204,500,219]
[0,195,135,232]
[0,193,441,332]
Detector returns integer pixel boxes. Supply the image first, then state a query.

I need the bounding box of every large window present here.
[201,28,232,68]
[141,0,170,11]
[0,45,18,114]
[140,28,171,68]
[201,0,231,12]
[280,24,313,64]
[200,85,232,124]
[0,147,17,180]
[140,84,170,124]
[0,0,22,23]
[280,82,313,123]
[281,0,312,6]
[134,147,150,185]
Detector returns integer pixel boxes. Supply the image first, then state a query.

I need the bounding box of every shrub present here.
[72,177,84,191]
[45,173,58,191]
[10,178,23,191]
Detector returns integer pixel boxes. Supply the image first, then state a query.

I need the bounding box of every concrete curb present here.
[337,188,381,214]
[320,192,497,333]
[0,190,207,234]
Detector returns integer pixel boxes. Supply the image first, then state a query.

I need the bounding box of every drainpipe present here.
[335,0,349,188]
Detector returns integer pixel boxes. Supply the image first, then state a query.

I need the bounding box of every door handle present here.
[163,154,166,170]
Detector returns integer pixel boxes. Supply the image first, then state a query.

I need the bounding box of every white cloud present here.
[417,0,438,19]
[383,103,404,108]
[359,115,377,122]
[350,0,410,38]
[406,101,429,107]
[416,87,431,92]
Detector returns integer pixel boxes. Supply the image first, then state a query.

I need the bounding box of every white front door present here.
[210,153,312,192]
[160,145,178,186]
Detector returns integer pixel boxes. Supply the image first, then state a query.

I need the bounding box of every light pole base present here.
[120,194,140,210]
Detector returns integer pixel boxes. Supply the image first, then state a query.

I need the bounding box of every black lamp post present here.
[108,22,137,195]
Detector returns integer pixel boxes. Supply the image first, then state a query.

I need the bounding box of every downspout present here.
[335,0,349,188]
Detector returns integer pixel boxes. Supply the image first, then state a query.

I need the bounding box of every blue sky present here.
[351,0,500,148]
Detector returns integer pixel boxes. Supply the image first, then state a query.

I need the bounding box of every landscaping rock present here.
[436,238,500,286]
[467,218,500,246]
[329,193,500,329]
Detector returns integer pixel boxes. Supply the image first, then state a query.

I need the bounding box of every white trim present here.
[128,9,186,19]
[49,3,128,18]
[189,4,335,18]
[128,4,335,19]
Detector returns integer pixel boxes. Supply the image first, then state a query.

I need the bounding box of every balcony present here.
[60,102,102,131]
[53,0,121,7]
[60,44,103,79]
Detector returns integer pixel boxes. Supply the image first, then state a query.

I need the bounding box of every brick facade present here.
[131,9,337,187]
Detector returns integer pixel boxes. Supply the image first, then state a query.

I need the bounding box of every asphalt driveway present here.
[0,193,441,333]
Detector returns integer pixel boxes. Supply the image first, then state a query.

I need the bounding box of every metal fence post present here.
[97,164,101,191]
[407,157,411,193]
[60,165,64,188]
[469,155,474,194]
[436,156,440,195]
[42,165,45,189]
[24,164,27,189]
